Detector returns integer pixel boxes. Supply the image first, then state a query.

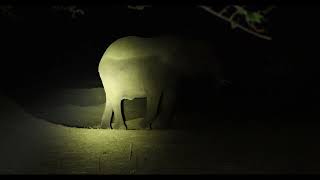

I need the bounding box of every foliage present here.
[128,4,276,40]
[0,4,275,40]
[51,5,85,19]
[225,5,276,33]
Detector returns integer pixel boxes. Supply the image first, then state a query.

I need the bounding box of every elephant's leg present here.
[141,92,161,129]
[100,96,113,129]
[151,89,177,129]
[110,98,127,130]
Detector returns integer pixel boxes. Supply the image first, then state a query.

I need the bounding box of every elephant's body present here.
[98,36,223,129]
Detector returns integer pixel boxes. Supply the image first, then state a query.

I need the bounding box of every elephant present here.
[98,36,226,130]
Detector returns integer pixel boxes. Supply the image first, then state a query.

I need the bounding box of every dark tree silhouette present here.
[127,4,275,40]
[0,4,275,40]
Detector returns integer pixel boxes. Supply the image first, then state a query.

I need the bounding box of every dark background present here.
[1,3,320,174]
[0,3,319,126]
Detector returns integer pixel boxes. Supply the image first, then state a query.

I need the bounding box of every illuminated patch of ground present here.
[6,88,147,128]
[7,87,216,129]
[1,92,320,174]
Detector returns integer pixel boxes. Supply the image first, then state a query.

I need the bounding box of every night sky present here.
[1,3,320,125]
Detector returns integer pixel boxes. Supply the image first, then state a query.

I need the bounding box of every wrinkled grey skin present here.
[98,36,225,129]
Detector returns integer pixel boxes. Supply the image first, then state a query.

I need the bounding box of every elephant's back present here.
[101,36,184,60]
[102,36,158,60]
[99,35,219,75]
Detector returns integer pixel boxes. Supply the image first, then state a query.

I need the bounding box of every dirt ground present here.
[0,89,320,174]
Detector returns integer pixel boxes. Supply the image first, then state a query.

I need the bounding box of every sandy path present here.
[0,93,319,174]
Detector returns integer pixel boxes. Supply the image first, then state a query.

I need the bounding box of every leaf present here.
[231,21,237,29]
[233,5,246,14]
[128,5,152,11]
[247,12,264,24]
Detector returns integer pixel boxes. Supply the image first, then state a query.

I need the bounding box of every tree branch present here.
[128,5,152,11]
[198,5,272,41]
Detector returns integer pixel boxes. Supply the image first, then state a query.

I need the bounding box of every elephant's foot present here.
[100,121,111,129]
[138,120,152,130]
[111,122,127,130]
[125,118,151,130]
[100,124,112,129]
